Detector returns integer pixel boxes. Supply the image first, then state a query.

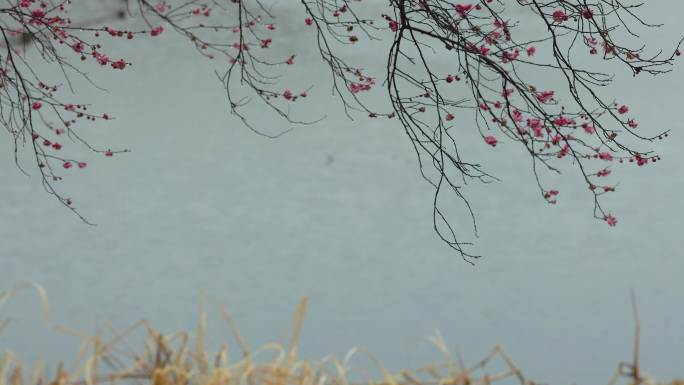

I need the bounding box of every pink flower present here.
[349,82,372,93]
[552,10,568,23]
[105,150,113,157]
[501,49,519,63]
[603,42,615,55]
[304,18,313,26]
[150,26,164,36]
[445,113,455,121]
[537,90,554,103]
[62,161,72,169]
[484,135,498,147]
[581,7,593,19]
[597,168,611,177]
[485,31,501,44]
[111,59,126,70]
[71,41,85,53]
[455,4,474,15]
[511,109,523,122]
[605,214,618,227]
[285,55,295,65]
[598,152,613,161]
[51,142,62,150]
[553,115,573,126]
[282,89,294,100]
[31,101,42,110]
[95,53,109,65]
[78,162,87,169]
[544,189,559,203]
[557,144,569,158]
[526,46,536,57]
[527,118,544,137]
[635,155,648,166]
[618,105,629,114]
[582,123,595,134]
[31,8,46,19]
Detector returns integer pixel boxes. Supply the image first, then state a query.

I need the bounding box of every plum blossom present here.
[95,53,109,65]
[552,10,568,23]
[31,8,45,19]
[597,168,611,177]
[455,4,473,15]
[537,90,554,103]
[582,123,595,134]
[605,214,618,227]
[71,41,85,53]
[553,115,573,126]
[511,109,523,122]
[528,118,544,137]
[150,26,164,36]
[544,189,559,204]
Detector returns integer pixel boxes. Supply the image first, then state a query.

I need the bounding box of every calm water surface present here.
[1,2,683,384]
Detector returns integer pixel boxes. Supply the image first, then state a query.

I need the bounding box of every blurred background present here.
[0,1,682,383]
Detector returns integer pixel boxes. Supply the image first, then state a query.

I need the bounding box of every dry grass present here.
[0,285,680,385]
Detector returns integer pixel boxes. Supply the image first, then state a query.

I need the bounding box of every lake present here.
[1,2,682,384]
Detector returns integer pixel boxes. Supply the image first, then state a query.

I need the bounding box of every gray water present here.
[1,2,683,384]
